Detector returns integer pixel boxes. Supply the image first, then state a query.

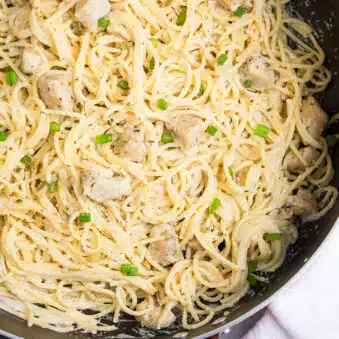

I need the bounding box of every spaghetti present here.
[0,0,336,333]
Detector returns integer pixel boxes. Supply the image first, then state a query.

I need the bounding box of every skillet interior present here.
[1,1,339,338]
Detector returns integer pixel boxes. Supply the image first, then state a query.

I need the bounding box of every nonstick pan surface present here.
[1,1,339,338]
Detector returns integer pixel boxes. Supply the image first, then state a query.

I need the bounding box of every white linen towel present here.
[242,221,339,339]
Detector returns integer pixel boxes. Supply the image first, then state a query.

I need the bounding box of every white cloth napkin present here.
[243,221,339,339]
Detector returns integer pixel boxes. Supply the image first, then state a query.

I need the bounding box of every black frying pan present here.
[1,1,339,338]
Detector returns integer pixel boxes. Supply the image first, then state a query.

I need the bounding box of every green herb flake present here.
[234,7,245,17]
[6,68,18,86]
[117,80,130,91]
[209,198,221,214]
[79,212,91,223]
[20,155,32,166]
[247,275,257,287]
[207,125,218,136]
[96,134,113,145]
[177,7,187,26]
[263,233,282,241]
[254,124,270,139]
[149,37,158,48]
[157,98,169,110]
[0,131,8,142]
[217,53,228,66]
[161,130,174,144]
[98,17,110,29]
[247,260,257,273]
[48,181,58,194]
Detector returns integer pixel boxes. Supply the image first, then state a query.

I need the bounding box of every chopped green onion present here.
[247,275,257,287]
[161,130,174,144]
[263,233,282,241]
[117,80,129,90]
[120,264,131,274]
[98,17,110,28]
[228,166,234,179]
[79,212,91,223]
[177,7,187,26]
[47,181,58,194]
[207,125,218,136]
[157,98,168,110]
[150,57,155,71]
[247,260,257,273]
[149,37,158,48]
[0,131,8,142]
[209,198,220,214]
[96,134,113,145]
[255,124,270,139]
[127,267,139,276]
[50,122,61,132]
[234,6,245,17]
[199,82,206,95]
[327,135,338,149]
[217,53,228,66]
[20,155,32,165]
[244,79,253,88]
[6,68,18,86]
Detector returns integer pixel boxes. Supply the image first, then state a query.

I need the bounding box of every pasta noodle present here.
[0,0,336,333]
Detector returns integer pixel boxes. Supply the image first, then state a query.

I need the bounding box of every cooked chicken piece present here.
[300,96,328,139]
[20,47,42,74]
[269,207,294,220]
[166,115,204,149]
[113,125,147,163]
[75,0,111,30]
[284,146,320,173]
[217,0,253,11]
[82,170,131,203]
[286,188,318,217]
[148,224,180,266]
[240,55,275,91]
[135,300,176,329]
[38,71,74,111]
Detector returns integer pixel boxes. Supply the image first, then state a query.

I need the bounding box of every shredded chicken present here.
[82,170,131,203]
[240,55,275,91]
[75,0,111,30]
[284,146,320,173]
[135,300,176,329]
[300,96,328,139]
[20,47,42,74]
[113,124,147,163]
[286,188,318,217]
[166,115,204,149]
[38,71,74,110]
[148,224,180,266]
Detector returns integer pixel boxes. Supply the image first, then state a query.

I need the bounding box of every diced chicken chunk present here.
[135,300,176,329]
[166,115,204,149]
[82,170,131,203]
[148,224,180,266]
[113,125,147,163]
[286,188,317,217]
[20,47,42,74]
[75,0,111,30]
[269,207,294,220]
[217,0,253,11]
[300,96,328,139]
[38,71,74,111]
[284,146,320,173]
[240,55,275,91]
